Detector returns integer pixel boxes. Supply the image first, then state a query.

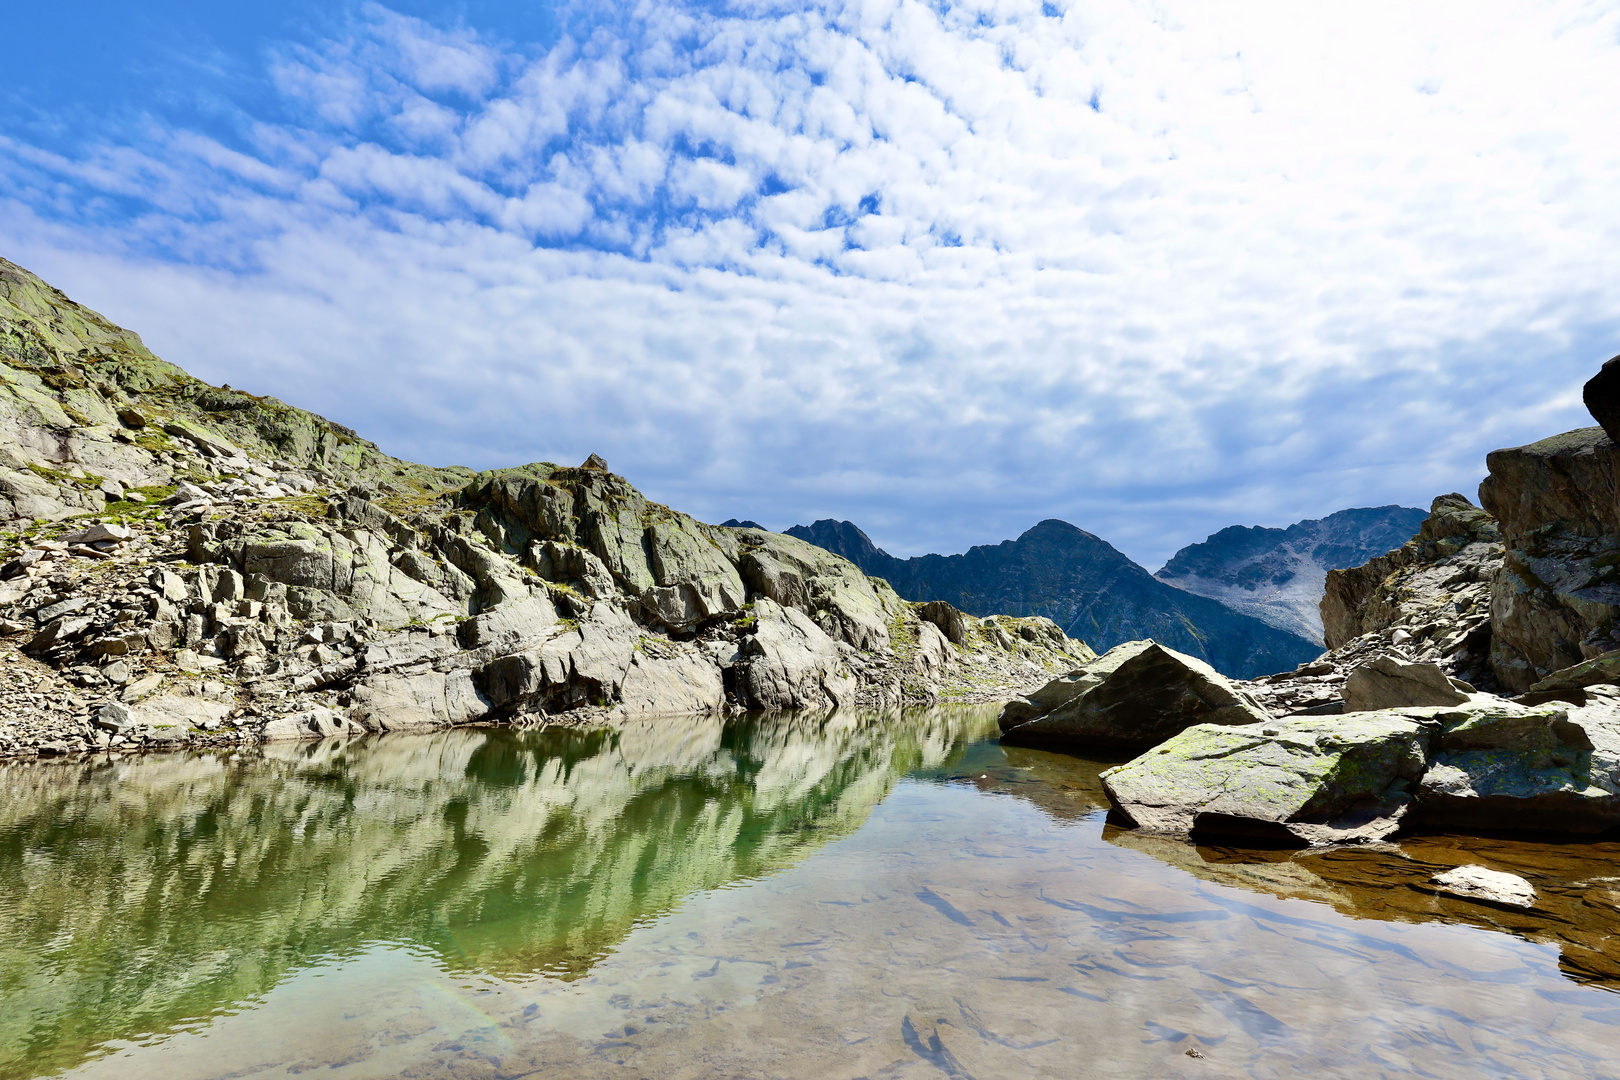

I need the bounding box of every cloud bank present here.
[3,0,1619,566]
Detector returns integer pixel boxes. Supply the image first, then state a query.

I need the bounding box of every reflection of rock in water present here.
[1102,825,1620,987]
[0,707,996,1079]
[970,744,1121,823]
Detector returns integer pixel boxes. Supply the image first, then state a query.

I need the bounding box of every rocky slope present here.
[1154,505,1428,644]
[0,256,1092,758]
[1013,360,1620,846]
[785,518,1320,679]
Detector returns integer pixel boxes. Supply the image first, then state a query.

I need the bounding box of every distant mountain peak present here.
[1155,505,1429,644]
[783,519,893,564]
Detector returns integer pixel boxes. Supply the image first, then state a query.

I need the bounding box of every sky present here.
[3,0,1618,569]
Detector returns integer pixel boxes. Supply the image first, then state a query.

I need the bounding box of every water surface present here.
[3,707,1618,1079]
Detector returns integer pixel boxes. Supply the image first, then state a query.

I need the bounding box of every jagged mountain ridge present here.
[1154,505,1429,644]
[784,518,1322,679]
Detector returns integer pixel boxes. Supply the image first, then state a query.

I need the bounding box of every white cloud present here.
[3,0,1620,569]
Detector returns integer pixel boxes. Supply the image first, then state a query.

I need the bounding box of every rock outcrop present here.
[1479,427,1620,693]
[0,255,1094,757]
[998,640,1270,753]
[1242,493,1502,718]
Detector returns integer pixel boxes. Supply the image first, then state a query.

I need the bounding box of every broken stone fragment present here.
[59,522,131,546]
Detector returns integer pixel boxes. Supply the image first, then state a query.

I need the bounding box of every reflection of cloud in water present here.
[0,707,996,1080]
[1102,826,1620,987]
[967,741,1620,989]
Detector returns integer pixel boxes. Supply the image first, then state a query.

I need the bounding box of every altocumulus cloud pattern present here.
[3,0,1620,564]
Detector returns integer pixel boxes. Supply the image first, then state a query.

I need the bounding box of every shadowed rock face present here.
[786,518,1321,680]
[1155,506,1428,644]
[1480,427,1620,693]
[1582,355,1620,444]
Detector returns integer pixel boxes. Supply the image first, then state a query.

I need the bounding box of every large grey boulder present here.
[1414,694,1620,833]
[1101,710,1435,845]
[998,640,1270,754]
[1342,657,1470,711]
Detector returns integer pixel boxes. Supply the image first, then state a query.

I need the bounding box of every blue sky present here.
[4,1,1618,568]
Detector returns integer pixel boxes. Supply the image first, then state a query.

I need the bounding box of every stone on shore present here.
[999,640,1270,754]
[1100,711,1434,845]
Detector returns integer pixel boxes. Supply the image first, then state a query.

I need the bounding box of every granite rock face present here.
[1479,427,1620,693]
[0,255,1095,757]
[999,640,1270,754]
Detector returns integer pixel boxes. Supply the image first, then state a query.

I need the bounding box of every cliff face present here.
[0,256,1092,758]
[786,518,1321,680]
[1479,427,1620,693]
[1156,506,1428,644]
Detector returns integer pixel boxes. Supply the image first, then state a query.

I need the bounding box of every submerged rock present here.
[999,640,1270,754]
[1427,865,1537,909]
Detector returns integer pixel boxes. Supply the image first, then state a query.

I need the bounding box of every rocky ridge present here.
[0,255,1092,758]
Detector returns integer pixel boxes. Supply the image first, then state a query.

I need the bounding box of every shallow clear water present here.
[3,706,1620,1079]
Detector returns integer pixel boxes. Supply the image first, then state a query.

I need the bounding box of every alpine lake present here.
[3,706,1619,1080]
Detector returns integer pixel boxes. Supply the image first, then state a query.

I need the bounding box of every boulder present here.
[917,601,971,647]
[1101,710,1436,845]
[262,707,359,741]
[999,640,1270,754]
[1582,354,1620,444]
[1414,696,1620,833]
[1479,427,1620,692]
[1341,657,1470,711]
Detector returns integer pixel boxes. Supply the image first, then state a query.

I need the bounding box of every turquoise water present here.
[2,706,1618,1079]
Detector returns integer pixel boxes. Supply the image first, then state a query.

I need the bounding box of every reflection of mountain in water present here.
[0,708,998,1079]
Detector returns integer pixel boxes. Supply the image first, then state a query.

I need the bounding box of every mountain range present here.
[783,506,1426,679]
[783,519,1323,679]
[1154,505,1428,643]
